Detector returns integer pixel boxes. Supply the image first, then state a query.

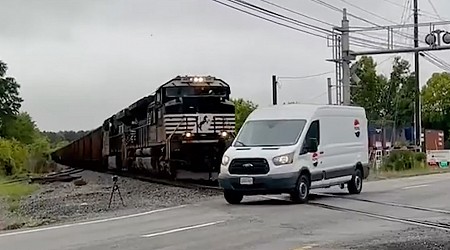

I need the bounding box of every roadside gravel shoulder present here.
[0,170,221,230]
[327,226,450,250]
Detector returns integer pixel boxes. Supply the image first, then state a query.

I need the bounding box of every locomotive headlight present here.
[222,155,230,166]
[193,77,204,83]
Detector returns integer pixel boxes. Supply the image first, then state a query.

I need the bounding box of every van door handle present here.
[319,151,324,155]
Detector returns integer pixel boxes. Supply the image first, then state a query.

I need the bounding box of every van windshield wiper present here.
[234,140,247,147]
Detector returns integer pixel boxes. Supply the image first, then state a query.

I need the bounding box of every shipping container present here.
[424,129,444,151]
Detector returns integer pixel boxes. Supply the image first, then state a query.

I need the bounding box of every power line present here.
[231,0,333,35]
[278,71,334,80]
[259,0,414,49]
[382,0,447,20]
[337,0,400,25]
[212,0,386,50]
[400,0,411,25]
[211,0,328,39]
[311,0,424,42]
[426,0,442,20]
[421,52,450,71]
[311,0,378,26]
[260,0,410,49]
[258,0,335,27]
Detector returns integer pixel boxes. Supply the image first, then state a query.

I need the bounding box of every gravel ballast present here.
[0,170,221,230]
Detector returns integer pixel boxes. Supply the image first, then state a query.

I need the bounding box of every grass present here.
[0,180,39,213]
[368,165,450,181]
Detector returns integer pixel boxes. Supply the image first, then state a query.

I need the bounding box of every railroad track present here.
[308,202,450,232]
[264,192,450,233]
[314,193,450,215]
[103,170,222,191]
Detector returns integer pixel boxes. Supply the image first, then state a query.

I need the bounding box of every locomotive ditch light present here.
[184,132,193,138]
[220,131,228,137]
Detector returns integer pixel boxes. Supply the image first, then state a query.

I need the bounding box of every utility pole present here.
[341,8,351,106]
[272,75,277,105]
[413,0,421,148]
[327,77,333,105]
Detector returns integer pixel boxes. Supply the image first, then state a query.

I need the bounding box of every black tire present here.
[347,168,363,194]
[224,190,243,204]
[290,174,310,204]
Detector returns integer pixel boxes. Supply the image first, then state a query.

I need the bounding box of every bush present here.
[0,134,53,177]
[414,152,427,162]
[382,150,425,171]
[0,138,29,176]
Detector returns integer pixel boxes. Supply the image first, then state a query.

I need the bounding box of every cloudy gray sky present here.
[1,0,449,131]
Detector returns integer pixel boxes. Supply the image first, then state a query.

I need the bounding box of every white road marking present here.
[402,184,429,190]
[141,220,225,238]
[0,205,186,238]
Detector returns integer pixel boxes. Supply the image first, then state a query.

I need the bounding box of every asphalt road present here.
[1,173,450,250]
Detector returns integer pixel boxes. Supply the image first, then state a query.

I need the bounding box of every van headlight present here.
[222,155,230,166]
[273,152,294,166]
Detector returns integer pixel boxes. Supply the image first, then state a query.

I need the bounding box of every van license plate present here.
[240,177,253,185]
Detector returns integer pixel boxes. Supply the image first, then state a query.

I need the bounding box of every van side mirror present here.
[305,138,318,153]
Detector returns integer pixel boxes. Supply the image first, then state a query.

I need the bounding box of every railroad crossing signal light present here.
[443,32,450,44]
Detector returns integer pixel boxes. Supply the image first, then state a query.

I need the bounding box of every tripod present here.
[108,177,125,209]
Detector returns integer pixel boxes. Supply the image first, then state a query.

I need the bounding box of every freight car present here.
[52,75,236,181]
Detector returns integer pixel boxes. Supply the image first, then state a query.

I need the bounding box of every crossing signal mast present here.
[332,3,450,150]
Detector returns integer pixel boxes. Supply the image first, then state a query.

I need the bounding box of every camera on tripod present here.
[112,175,118,182]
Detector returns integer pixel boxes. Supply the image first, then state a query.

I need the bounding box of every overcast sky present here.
[1,0,449,131]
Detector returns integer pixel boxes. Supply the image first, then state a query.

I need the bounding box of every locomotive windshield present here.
[165,86,228,97]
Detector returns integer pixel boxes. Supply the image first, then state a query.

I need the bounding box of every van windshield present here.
[234,119,307,147]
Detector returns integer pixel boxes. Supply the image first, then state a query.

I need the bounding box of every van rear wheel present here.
[347,168,363,194]
[290,174,310,204]
[224,190,243,204]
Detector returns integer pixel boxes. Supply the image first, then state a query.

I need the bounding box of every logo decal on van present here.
[312,152,319,167]
[354,119,361,138]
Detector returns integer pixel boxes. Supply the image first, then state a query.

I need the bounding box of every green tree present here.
[42,130,88,143]
[232,98,258,132]
[421,72,450,133]
[350,56,384,120]
[350,56,415,128]
[0,61,23,129]
[0,112,38,145]
[385,57,415,127]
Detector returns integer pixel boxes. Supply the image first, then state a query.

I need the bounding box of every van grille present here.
[229,158,270,175]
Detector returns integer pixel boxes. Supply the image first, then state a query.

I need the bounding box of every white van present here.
[218,104,369,204]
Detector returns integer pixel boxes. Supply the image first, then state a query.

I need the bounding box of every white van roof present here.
[247,104,366,121]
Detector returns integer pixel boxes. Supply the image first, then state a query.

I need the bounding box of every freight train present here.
[52,75,236,181]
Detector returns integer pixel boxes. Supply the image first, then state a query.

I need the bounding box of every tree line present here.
[2,54,448,177]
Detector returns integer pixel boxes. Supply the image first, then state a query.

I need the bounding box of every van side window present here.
[307,120,320,144]
[300,120,320,154]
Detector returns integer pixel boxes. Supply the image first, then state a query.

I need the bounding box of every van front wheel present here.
[347,168,363,194]
[224,190,243,204]
[290,175,310,204]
